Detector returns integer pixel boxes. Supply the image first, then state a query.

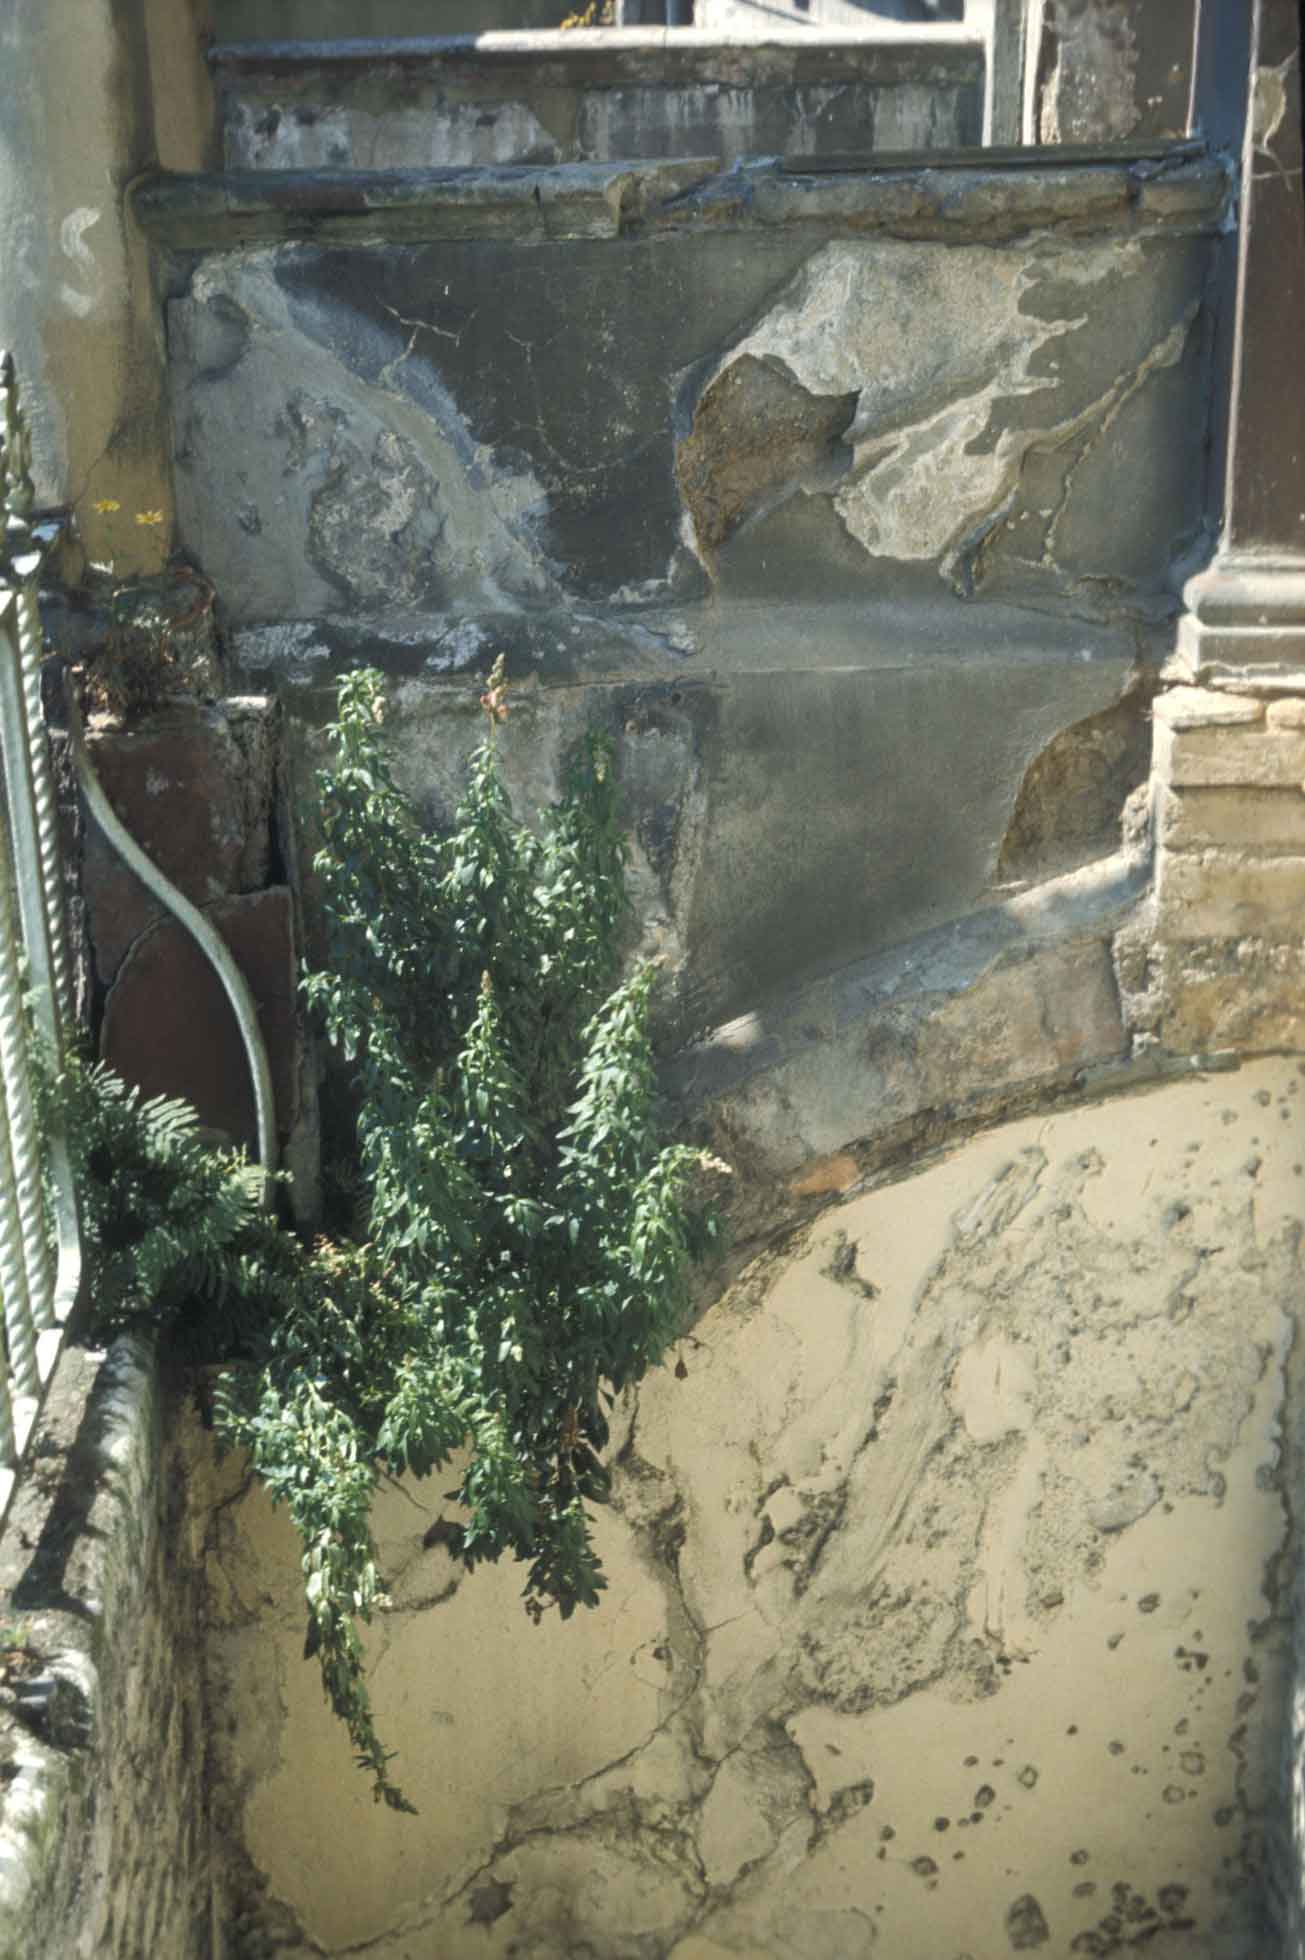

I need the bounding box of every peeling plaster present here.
[171,255,557,622]
[204,1061,1298,1958]
[57,205,103,319]
[680,237,1201,603]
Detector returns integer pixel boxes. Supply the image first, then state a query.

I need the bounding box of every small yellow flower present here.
[91,498,121,515]
[134,509,165,527]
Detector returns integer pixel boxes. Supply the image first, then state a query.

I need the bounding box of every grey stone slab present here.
[249,610,1138,1038]
[665,648,1138,1030]
[679,229,1216,614]
[665,848,1146,1168]
[167,221,1217,621]
[167,236,815,611]
[740,153,1229,241]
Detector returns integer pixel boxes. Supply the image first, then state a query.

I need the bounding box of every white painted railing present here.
[0,353,81,1520]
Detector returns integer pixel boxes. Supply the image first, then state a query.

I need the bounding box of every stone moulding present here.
[132,148,1232,252]
[1175,555,1305,687]
[133,159,718,247]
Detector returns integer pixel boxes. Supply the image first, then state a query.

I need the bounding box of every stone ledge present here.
[228,600,1145,687]
[667,849,1147,1179]
[0,1337,213,1960]
[133,159,717,246]
[133,150,1231,251]
[737,153,1227,242]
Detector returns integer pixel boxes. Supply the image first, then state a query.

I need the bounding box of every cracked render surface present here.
[169,220,1213,620]
[198,1058,1303,1958]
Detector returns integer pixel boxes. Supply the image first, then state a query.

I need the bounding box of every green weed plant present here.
[58,663,719,1809]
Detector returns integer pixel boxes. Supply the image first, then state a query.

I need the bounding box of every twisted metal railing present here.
[0,353,81,1518]
[0,347,277,1530]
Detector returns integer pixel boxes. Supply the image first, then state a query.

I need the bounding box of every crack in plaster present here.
[497,323,666,488]
[212,1070,1303,1958]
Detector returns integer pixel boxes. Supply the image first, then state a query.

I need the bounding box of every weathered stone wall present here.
[198,1058,1302,1959]
[144,151,1227,1041]
[0,1340,216,1960]
[9,11,1293,1955]
[0,0,213,574]
[212,33,984,169]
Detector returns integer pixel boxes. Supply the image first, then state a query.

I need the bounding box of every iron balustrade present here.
[0,354,277,1527]
[0,353,81,1521]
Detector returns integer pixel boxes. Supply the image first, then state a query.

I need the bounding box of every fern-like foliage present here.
[49,1060,274,1345]
[60,664,720,1812]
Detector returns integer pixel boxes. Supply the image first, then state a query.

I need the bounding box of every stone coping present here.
[0,1337,161,1957]
[209,27,984,86]
[665,847,1149,1117]
[133,148,1230,249]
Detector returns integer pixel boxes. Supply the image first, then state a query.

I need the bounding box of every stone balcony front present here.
[210,26,985,169]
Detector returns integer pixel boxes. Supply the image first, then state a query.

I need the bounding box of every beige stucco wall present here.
[0,0,211,572]
[200,1055,1302,1957]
